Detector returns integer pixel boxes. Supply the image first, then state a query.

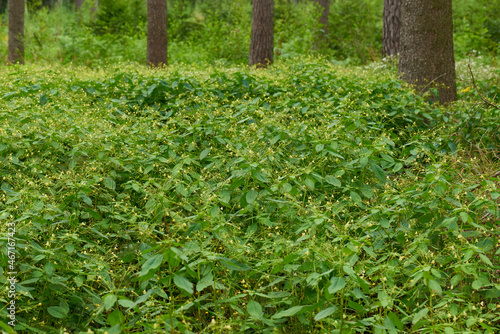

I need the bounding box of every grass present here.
[0,57,499,333]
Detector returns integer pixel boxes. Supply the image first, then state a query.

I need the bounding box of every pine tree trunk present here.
[8,0,24,64]
[314,0,329,36]
[398,0,456,104]
[249,0,274,68]
[382,0,400,57]
[147,0,168,67]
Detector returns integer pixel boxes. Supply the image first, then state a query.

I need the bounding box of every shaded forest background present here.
[0,0,499,66]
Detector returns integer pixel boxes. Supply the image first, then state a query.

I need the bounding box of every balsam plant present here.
[0,58,499,333]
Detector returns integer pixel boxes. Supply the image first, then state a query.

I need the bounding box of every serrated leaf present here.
[196,272,214,292]
[428,280,442,295]
[117,299,135,309]
[272,306,304,319]
[460,212,470,223]
[45,262,54,277]
[200,148,211,160]
[315,144,324,152]
[350,191,362,204]
[247,300,263,319]
[369,161,386,183]
[104,294,118,311]
[472,280,482,290]
[314,306,337,321]
[360,156,369,168]
[47,306,68,319]
[328,277,346,294]
[325,176,341,187]
[246,189,259,204]
[412,307,429,324]
[103,177,116,191]
[139,254,163,277]
[174,274,193,294]
[479,253,493,266]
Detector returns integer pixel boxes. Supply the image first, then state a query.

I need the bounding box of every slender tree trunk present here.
[147,0,168,67]
[75,0,98,14]
[382,0,400,57]
[8,0,24,64]
[249,0,274,68]
[314,0,329,36]
[398,0,456,104]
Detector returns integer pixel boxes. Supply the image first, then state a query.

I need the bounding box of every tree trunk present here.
[398,0,456,104]
[249,0,274,68]
[382,0,400,57]
[147,0,168,67]
[75,0,98,14]
[314,0,329,36]
[8,0,24,64]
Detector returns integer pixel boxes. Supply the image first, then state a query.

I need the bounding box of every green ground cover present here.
[0,58,500,333]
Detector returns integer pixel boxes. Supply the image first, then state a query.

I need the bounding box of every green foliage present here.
[1,0,500,65]
[1,58,499,333]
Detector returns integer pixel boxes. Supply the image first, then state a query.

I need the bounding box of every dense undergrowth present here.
[0,58,500,333]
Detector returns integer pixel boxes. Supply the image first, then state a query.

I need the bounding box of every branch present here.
[467,56,500,110]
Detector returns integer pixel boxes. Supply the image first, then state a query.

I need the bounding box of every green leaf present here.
[103,177,116,191]
[472,280,482,290]
[200,148,211,160]
[393,162,403,172]
[379,291,391,307]
[108,324,121,334]
[174,274,193,294]
[0,320,15,333]
[360,156,369,168]
[479,253,493,266]
[325,176,341,187]
[460,212,470,223]
[444,327,455,334]
[350,191,362,204]
[314,306,337,321]
[272,306,304,319]
[369,161,386,183]
[428,280,442,295]
[45,262,54,277]
[388,312,404,330]
[108,309,125,326]
[328,277,346,294]
[247,300,263,319]
[246,189,259,204]
[47,306,68,319]
[305,178,315,190]
[412,307,429,324]
[315,144,324,152]
[218,257,251,271]
[103,294,118,311]
[196,272,214,292]
[139,254,164,277]
[64,244,75,254]
[117,299,136,309]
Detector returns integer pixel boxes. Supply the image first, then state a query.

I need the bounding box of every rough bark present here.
[382,0,400,57]
[249,0,274,68]
[314,0,329,36]
[8,0,24,64]
[398,0,456,104]
[147,0,168,67]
